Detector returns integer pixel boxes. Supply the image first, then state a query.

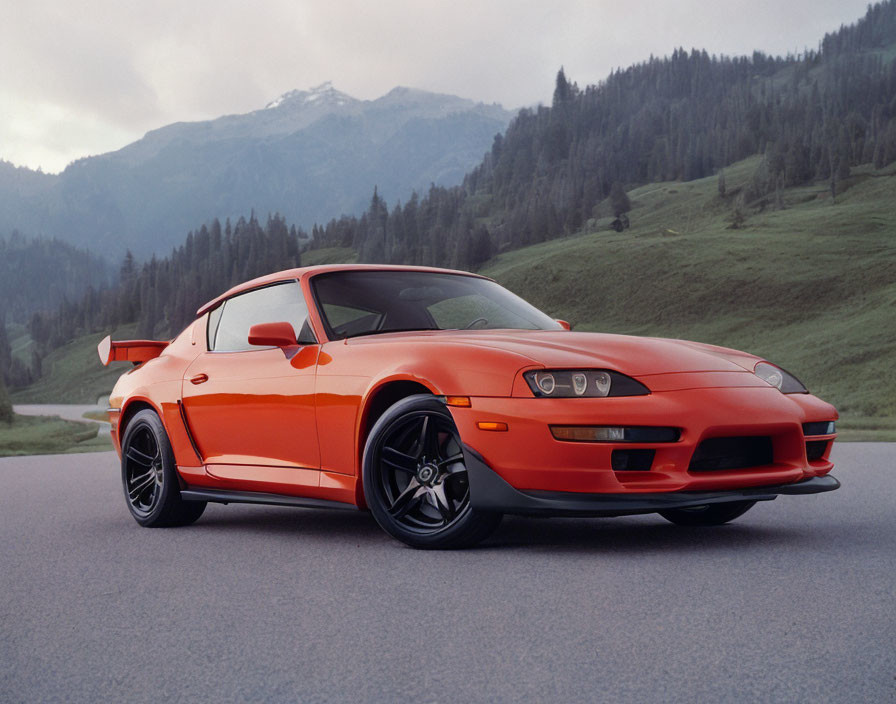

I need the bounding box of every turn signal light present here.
[477,421,508,432]
[444,396,472,407]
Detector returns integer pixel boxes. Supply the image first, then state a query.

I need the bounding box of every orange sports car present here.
[99,265,839,548]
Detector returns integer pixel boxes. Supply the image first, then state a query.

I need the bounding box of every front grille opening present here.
[688,436,773,472]
[611,449,655,471]
[806,440,829,461]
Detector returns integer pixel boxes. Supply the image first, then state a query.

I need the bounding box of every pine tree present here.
[120,250,135,283]
[0,314,10,385]
[552,67,573,108]
[0,373,12,425]
[470,226,494,269]
[610,182,632,218]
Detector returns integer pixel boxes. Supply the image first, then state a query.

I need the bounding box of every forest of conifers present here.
[3,0,896,390]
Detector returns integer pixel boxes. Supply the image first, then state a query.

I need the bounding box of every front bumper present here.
[449,385,838,495]
[463,444,840,516]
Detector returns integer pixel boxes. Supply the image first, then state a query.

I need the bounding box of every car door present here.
[181,280,321,492]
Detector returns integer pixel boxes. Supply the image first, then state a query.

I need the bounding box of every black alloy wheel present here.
[120,409,206,527]
[378,411,468,530]
[363,395,501,549]
[123,422,164,517]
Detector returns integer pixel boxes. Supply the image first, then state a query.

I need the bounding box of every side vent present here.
[177,400,203,463]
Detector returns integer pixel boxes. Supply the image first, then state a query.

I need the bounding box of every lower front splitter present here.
[463,444,840,517]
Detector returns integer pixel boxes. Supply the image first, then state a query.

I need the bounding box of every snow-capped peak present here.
[264,82,354,109]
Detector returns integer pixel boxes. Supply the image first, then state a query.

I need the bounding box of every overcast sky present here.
[0,0,874,173]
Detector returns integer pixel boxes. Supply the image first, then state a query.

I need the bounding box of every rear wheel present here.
[658,500,756,527]
[121,409,206,527]
[363,395,502,549]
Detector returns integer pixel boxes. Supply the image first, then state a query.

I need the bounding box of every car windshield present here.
[312,270,563,339]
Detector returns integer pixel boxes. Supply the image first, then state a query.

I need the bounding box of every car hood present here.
[359,330,762,376]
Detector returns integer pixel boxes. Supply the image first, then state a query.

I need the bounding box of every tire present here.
[362,395,502,549]
[658,500,756,527]
[120,409,206,527]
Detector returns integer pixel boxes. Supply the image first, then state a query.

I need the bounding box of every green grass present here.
[482,157,896,439]
[834,416,896,442]
[0,414,109,457]
[10,158,896,440]
[10,324,138,404]
[301,246,358,266]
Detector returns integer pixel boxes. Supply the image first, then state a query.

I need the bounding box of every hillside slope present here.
[14,158,896,440]
[11,325,138,404]
[483,157,896,437]
[0,234,111,323]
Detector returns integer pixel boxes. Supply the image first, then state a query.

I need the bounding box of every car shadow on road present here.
[187,503,846,555]
[190,504,387,543]
[482,515,829,554]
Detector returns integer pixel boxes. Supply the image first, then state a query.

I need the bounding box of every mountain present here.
[0,232,111,324]
[307,0,896,261]
[14,1,896,424]
[0,83,512,259]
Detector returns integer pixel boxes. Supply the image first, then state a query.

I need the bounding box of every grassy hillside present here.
[11,158,895,439]
[483,157,896,438]
[11,324,138,404]
[301,246,359,266]
[0,414,108,457]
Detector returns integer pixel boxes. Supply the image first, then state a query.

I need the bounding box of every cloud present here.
[0,0,874,172]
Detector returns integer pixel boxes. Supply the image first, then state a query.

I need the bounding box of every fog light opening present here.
[550,426,680,443]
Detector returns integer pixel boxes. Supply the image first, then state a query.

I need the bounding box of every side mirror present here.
[248,322,298,348]
[556,319,572,331]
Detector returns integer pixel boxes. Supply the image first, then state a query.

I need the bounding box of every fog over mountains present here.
[0,83,512,258]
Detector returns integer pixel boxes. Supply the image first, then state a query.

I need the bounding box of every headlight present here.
[754,362,807,394]
[524,370,650,398]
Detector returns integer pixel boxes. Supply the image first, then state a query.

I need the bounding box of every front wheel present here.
[658,500,756,527]
[120,409,206,527]
[362,395,502,549]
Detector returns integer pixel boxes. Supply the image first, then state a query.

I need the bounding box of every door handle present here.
[189,373,209,385]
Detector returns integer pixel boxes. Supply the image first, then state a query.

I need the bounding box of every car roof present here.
[195,264,490,317]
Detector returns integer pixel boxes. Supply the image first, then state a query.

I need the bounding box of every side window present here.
[211,281,316,352]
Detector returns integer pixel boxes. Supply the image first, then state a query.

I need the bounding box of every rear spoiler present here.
[97,335,169,366]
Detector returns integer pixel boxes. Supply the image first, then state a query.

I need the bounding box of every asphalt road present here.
[1,445,894,703]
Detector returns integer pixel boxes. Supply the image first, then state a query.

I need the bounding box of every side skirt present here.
[180,487,359,511]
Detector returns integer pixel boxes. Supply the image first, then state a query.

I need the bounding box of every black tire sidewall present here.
[120,409,197,527]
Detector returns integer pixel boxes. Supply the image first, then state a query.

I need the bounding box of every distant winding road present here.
[0,445,894,702]
[13,403,111,437]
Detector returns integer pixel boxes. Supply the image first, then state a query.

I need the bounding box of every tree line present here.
[0,232,110,323]
[6,0,896,390]
[310,0,896,254]
[7,215,301,389]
